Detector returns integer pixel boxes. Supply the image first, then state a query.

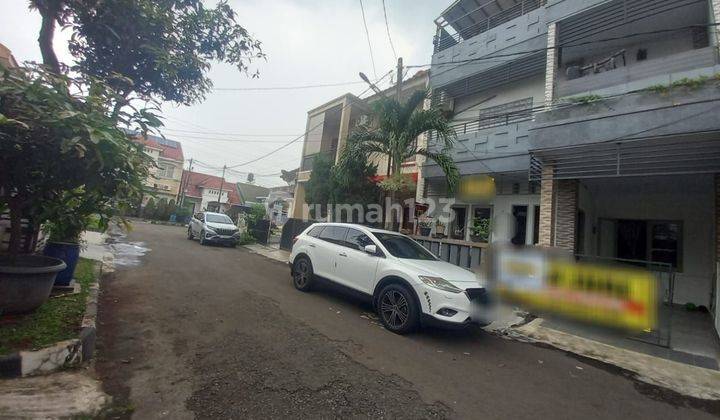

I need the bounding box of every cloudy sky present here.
[1,0,445,187]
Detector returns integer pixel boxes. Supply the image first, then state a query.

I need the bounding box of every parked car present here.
[187,211,241,247]
[289,223,492,334]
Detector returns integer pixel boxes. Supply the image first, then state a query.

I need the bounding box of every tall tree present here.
[29,0,263,111]
[342,90,459,225]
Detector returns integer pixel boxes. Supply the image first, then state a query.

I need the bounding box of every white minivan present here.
[289,223,491,334]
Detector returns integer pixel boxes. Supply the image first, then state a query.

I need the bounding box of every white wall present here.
[578,175,715,306]
[200,188,229,211]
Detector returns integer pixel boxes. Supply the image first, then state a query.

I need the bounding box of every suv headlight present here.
[418,276,463,293]
[205,227,217,235]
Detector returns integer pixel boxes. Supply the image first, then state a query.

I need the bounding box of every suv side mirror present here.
[364,244,377,255]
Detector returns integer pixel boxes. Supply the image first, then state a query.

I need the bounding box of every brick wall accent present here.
[554,179,579,251]
[544,23,557,108]
[538,165,555,246]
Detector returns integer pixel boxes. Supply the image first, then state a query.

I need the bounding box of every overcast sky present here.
[1,0,445,187]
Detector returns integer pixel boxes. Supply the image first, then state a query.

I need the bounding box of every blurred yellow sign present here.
[497,255,657,331]
[458,175,495,203]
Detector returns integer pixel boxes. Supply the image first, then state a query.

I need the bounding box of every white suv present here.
[289,223,492,334]
[187,211,241,247]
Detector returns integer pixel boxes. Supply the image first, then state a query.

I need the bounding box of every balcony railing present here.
[434,0,546,54]
[430,98,534,144]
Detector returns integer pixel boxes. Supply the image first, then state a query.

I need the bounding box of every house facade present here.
[422,0,548,245]
[425,0,720,342]
[292,71,430,229]
[132,134,185,205]
[179,170,241,214]
[527,0,720,317]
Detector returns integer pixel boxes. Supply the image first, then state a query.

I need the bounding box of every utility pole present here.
[217,164,226,212]
[387,57,403,230]
[178,158,193,208]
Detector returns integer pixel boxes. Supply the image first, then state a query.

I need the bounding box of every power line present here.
[226,70,394,169]
[160,127,300,137]
[381,0,398,61]
[359,0,378,79]
[212,81,366,91]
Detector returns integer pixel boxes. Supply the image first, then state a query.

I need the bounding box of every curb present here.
[0,263,103,379]
[508,318,720,400]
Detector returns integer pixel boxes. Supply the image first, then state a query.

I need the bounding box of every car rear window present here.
[307,226,324,237]
[319,226,348,245]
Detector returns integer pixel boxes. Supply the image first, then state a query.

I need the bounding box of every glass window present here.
[345,228,374,251]
[158,163,174,178]
[206,214,233,224]
[307,226,324,238]
[649,221,681,270]
[319,226,348,245]
[372,232,437,260]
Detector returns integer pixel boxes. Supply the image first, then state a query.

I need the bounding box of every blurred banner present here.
[490,247,658,331]
[458,175,496,203]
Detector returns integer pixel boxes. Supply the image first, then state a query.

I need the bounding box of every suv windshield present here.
[372,233,437,260]
[206,214,233,224]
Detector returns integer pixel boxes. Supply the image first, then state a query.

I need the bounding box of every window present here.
[345,228,374,251]
[649,221,682,270]
[319,226,348,245]
[157,163,175,179]
[372,233,437,260]
[307,226,324,238]
[206,214,233,224]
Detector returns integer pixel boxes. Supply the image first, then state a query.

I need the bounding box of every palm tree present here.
[339,89,459,226]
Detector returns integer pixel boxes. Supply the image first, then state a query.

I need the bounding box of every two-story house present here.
[180,170,241,214]
[132,133,185,205]
[422,0,549,244]
[291,71,430,228]
[527,0,720,330]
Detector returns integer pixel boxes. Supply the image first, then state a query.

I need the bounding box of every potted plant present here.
[433,220,446,239]
[469,217,491,243]
[0,66,153,313]
[418,218,433,237]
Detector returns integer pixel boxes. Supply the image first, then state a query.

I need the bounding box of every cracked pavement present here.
[95,223,720,419]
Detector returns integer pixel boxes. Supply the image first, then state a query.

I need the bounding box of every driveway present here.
[95,222,720,419]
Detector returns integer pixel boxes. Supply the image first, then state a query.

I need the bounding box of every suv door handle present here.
[308,244,316,248]
[338,252,347,257]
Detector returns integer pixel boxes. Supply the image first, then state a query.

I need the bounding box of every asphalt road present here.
[95,222,720,419]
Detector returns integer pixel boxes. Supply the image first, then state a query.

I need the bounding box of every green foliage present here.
[567,94,603,105]
[32,0,264,106]
[143,198,157,219]
[247,203,267,226]
[0,66,154,255]
[469,217,491,242]
[304,153,335,217]
[305,149,380,220]
[345,89,459,193]
[236,231,256,245]
[644,74,716,95]
[377,172,416,193]
[0,258,98,355]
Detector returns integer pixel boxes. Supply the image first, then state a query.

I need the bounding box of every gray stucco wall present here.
[431,7,548,89]
[530,82,720,150]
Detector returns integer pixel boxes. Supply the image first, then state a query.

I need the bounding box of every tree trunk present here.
[7,197,23,257]
[37,2,62,74]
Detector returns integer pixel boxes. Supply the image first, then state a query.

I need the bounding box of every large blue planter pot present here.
[43,242,81,286]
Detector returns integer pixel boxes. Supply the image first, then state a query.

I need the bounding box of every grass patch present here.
[0,258,98,355]
[567,94,603,105]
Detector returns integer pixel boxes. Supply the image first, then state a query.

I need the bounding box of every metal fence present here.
[434,0,546,53]
[413,236,486,270]
[575,254,675,348]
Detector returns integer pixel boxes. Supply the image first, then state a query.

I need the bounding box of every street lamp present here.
[359,72,382,94]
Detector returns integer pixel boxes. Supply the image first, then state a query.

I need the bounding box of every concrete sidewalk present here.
[244,241,720,401]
